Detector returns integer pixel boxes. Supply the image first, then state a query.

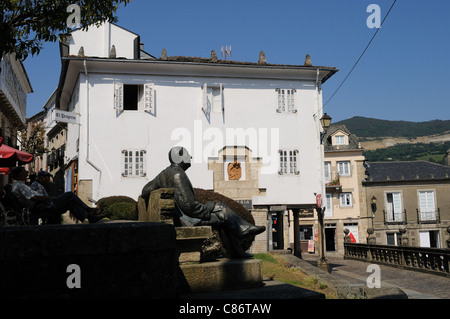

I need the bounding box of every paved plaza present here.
[297,251,450,299]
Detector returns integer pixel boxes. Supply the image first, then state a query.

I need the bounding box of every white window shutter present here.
[289,89,297,113]
[294,149,300,175]
[114,82,123,112]
[202,83,210,117]
[140,150,147,177]
[276,89,283,113]
[144,83,155,114]
[220,83,224,112]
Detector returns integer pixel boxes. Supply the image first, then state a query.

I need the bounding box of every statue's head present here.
[169,146,192,171]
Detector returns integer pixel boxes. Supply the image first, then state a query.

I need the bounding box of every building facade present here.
[0,53,33,189]
[363,161,450,248]
[298,124,368,254]
[53,23,338,252]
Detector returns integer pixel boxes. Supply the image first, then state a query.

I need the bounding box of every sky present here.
[22,0,450,123]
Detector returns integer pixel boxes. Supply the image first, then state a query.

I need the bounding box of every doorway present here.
[325,227,336,251]
[419,230,440,248]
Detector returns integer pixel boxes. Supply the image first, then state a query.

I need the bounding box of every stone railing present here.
[344,243,450,278]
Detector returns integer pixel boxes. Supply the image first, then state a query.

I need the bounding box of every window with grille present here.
[122,150,146,177]
[276,89,297,113]
[279,150,299,175]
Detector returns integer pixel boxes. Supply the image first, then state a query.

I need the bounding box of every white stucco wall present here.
[72,71,325,204]
[68,23,138,59]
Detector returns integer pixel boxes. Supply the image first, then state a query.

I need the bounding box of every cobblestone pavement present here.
[300,251,450,299]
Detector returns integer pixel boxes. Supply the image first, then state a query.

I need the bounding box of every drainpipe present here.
[83,59,102,197]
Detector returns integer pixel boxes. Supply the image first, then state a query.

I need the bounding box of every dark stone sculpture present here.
[141,146,266,258]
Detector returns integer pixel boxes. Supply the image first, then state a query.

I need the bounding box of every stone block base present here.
[0,222,179,299]
[176,226,213,264]
[179,258,264,293]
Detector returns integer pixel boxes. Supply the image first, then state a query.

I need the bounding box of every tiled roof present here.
[323,124,363,152]
[364,161,450,183]
[158,55,337,70]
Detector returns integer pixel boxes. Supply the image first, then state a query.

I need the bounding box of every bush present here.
[193,188,255,225]
[96,196,138,220]
[193,188,256,257]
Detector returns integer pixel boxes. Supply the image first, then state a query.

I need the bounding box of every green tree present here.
[0,0,131,62]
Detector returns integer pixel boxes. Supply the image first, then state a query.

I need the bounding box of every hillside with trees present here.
[363,141,450,164]
[334,117,450,164]
[334,116,450,139]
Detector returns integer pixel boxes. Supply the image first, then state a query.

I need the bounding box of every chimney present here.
[258,50,267,65]
[304,54,312,66]
[445,149,450,166]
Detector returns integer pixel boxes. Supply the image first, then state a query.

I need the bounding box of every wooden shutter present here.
[144,83,155,114]
[114,82,123,112]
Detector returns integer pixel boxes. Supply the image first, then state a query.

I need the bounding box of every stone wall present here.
[250,208,268,253]
[0,222,181,298]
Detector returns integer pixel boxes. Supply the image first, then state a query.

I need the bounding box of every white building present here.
[55,23,338,252]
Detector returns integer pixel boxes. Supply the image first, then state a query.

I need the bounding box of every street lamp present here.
[320,113,332,129]
[370,196,377,213]
[317,113,332,273]
[320,113,332,144]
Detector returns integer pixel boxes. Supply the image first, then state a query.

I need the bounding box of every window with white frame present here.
[276,89,297,113]
[202,83,223,118]
[325,193,333,217]
[122,150,146,177]
[418,190,436,221]
[337,161,351,176]
[114,83,155,114]
[279,150,299,175]
[339,193,352,207]
[324,162,331,183]
[386,192,403,222]
[334,135,346,145]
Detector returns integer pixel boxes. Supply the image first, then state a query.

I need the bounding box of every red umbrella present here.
[0,137,34,167]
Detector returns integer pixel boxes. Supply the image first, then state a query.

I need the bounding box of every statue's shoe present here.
[239,225,266,238]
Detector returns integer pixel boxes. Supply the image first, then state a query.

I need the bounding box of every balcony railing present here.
[417,208,440,224]
[325,173,341,191]
[383,209,407,225]
[344,243,450,277]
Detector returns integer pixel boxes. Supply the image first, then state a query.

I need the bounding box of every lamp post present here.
[320,113,332,143]
[370,196,377,228]
[317,113,332,273]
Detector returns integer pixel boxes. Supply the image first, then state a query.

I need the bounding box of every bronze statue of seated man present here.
[141,146,265,258]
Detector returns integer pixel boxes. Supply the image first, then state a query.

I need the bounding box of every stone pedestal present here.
[180,258,264,293]
[0,222,180,299]
[176,226,213,264]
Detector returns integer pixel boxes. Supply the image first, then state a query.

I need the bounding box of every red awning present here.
[0,167,10,175]
[0,137,34,167]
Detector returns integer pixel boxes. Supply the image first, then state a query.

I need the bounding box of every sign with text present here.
[236,199,252,210]
[53,109,79,124]
[298,209,314,218]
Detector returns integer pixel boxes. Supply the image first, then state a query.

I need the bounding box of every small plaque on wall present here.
[227,160,242,180]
